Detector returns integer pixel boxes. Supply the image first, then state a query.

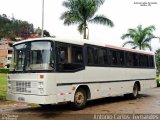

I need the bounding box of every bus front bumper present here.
[7,93,57,104]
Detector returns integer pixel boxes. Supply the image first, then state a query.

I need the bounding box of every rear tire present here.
[71,88,87,110]
[126,83,139,99]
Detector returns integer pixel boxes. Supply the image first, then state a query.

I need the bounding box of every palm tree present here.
[60,0,114,39]
[121,25,159,51]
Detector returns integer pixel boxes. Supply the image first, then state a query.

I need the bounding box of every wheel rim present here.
[75,91,85,105]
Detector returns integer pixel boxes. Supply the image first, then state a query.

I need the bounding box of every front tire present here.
[72,88,87,110]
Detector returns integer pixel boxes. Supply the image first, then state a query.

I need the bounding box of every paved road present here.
[0,87,160,120]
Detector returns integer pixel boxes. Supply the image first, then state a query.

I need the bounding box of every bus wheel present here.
[72,88,87,110]
[130,83,139,99]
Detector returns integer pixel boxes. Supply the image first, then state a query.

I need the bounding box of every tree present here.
[121,25,159,51]
[15,20,34,39]
[155,49,160,73]
[0,14,52,40]
[0,14,11,39]
[60,0,114,39]
[43,30,51,37]
[0,14,34,39]
[34,27,51,37]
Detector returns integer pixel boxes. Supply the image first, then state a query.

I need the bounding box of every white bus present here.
[7,37,156,109]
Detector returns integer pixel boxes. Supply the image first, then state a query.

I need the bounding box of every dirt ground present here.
[0,87,160,120]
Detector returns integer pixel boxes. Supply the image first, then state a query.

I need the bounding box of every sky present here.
[0,0,160,51]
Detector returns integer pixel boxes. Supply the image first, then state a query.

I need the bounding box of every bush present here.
[156,77,160,87]
[0,68,9,73]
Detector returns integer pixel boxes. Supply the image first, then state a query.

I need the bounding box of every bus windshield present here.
[10,41,54,72]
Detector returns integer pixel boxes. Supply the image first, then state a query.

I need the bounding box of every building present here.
[0,34,41,68]
[0,39,14,68]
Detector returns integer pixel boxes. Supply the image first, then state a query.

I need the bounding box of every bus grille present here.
[16,81,31,93]
[9,81,38,94]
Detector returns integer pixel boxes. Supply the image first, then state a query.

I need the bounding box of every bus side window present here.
[57,43,84,72]
[117,50,124,66]
[72,46,83,64]
[139,54,145,67]
[87,46,95,65]
[97,48,107,65]
[149,55,154,68]
[109,49,118,66]
[58,46,68,63]
[125,52,133,67]
[60,51,65,62]
[133,53,139,67]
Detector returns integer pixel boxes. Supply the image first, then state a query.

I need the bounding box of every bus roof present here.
[13,37,154,55]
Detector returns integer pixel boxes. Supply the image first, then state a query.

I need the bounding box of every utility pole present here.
[41,0,44,37]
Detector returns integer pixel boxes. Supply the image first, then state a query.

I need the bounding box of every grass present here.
[0,73,16,104]
[0,73,37,106]
[0,73,7,101]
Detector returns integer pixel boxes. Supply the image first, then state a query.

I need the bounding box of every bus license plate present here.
[18,97,25,102]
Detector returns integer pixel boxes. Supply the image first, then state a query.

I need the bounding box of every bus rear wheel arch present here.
[125,81,141,99]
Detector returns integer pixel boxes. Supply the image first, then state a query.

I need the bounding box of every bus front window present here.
[10,41,54,72]
[26,41,53,71]
[11,43,27,71]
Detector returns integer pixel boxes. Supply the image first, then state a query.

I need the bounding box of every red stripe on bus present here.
[105,44,153,55]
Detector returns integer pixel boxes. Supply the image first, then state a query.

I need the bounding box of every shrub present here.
[156,77,160,87]
[0,68,9,73]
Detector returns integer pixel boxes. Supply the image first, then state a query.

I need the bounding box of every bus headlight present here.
[38,82,44,88]
[38,82,44,94]
[7,86,11,92]
[8,81,11,85]
[8,86,11,91]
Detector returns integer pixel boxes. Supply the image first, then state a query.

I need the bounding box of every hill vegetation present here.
[0,14,50,40]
